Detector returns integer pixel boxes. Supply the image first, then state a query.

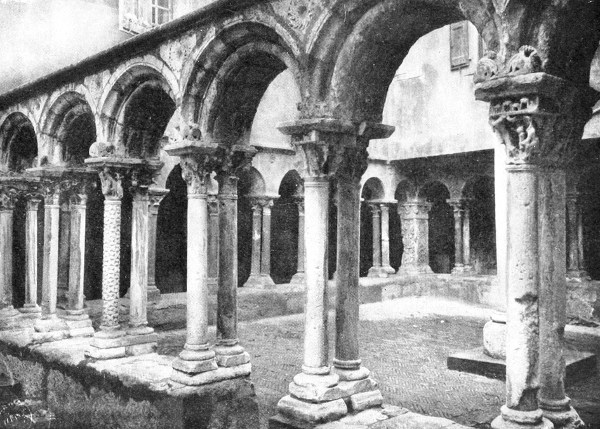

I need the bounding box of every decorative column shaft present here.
[380,203,395,274]
[397,200,433,275]
[475,51,588,429]
[22,196,41,315]
[290,197,306,284]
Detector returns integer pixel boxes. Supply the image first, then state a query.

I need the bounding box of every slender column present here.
[565,193,589,280]
[171,155,218,380]
[21,196,41,315]
[147,188,168,302]
[34,182,68,336]
[86,167,127,359]
[0,187,21,328]
[449,200,465,274]
[127,184,155,344]
[243,200,263,287]
[207,195,219,292]
[57,201,71,307]
[332,142,383,410]
[380,203,395,274]
[62,188,94,337]
[538,169,584,429]
[397,200,433,275]
[463,204,473,271]
[259,199,275,286]
[367,203,387,277]
[290,197,305,284]
[213,145,255,367]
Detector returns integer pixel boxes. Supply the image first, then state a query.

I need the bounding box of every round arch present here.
[99,62,178,158]
[361,176,385,201]
[420,180,453,273]
[180,22,303,143]
[0,111,38,172]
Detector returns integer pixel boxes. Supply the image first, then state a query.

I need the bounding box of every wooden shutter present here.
[449,21,470,70]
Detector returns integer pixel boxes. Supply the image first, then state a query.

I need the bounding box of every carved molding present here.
[474,45,543,84]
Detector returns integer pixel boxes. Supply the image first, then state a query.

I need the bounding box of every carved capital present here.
[294,196,305,215]
[215,145,257,178]
[180,156,215,196]
[148,187,168,214]
[98,167,124,200]
[399,200,432,219]
[0,187,18,211]
[368,203,381,216]
[207,194,219,215]
[330,144,369,183]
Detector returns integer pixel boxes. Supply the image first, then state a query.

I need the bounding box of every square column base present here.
[32,315,69,343]
[170,362,251,386]
[86,328,158,360]
[396,265,433,275]
[63,312,94,338]
[451,265,476,275]
[367,267,389,278]
[243,274,276,289]
[275,395,347,425]
[381,265,396,275]
[290,272,305,285]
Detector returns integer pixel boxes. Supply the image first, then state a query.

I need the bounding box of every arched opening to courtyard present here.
[419,181,453,273]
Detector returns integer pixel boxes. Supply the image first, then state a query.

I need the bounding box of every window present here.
[449,21,470,70]
[119,0,173,34]
[151,0,172,26]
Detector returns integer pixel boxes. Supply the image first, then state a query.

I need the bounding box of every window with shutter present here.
[449,21,470,70]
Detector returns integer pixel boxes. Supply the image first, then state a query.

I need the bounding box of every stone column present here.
[127,175,158,355]
[62,186,94,337]
[147,188,168,302]
[462,204,473,272]
[332,140,386,412]
[380,203,395,275]
[565,193,589,280]
[290,197,305,285]
[0,187,21,329]
[449,199,465,274]
[367,203,388,278]
[21,195,41,316]
[86,167,127,359]
[243,199,263,288]
[34,182,69,339]
[259,198,275,287]
[397,199,433,275]
[213,145,255,368]
[207,194,219,293]
[57,201,71,308]
[169,153,218,384]
[475,58,588,429]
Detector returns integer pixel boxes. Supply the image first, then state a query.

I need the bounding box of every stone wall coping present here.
[25,166,97,179]
[474,72,571,102]
[163,141,220,157]
[84,157,162,171]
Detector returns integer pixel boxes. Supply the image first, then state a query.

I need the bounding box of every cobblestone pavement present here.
[156,298,600,429]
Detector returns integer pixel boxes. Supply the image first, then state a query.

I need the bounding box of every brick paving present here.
[156,298,600,429]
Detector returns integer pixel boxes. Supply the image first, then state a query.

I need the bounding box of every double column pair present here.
[273,119,393,424]
[366,202,395,278]
[475,62,588,428]
[245,197,276,288]
[447,199,474,275]
[165,138,255,385]
[85,156,164,359]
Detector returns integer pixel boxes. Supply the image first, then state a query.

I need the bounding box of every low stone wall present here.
[0,332,258,429]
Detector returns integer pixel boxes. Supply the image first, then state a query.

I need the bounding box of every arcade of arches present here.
[0,1,600,428]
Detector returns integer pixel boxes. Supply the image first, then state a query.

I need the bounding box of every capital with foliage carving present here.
[0,187,18,211]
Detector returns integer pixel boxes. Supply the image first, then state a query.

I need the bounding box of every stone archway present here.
[463,175,496,274]
[360,177,386,277]
[419,181,453,273]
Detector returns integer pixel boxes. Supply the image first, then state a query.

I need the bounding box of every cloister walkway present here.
[145,297,599,428]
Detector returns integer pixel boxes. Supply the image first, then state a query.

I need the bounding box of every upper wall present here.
[369,22,496,161]
[0,0,129,93]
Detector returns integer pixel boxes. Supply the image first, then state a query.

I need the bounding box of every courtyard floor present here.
[153,297,600,429]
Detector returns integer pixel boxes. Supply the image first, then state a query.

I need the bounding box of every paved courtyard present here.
[155,297,600,429]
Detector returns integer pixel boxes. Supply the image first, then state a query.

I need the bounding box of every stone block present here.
[172,356,218,374]
[216,351,250,367]
[170,362,251,386]
[126,342,157,356]
[85,346,127,360]
[276,395,347,424]
[32,330,70,344]
[350,390,384,412]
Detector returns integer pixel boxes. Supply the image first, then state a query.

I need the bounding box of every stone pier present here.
[397,199,433,275]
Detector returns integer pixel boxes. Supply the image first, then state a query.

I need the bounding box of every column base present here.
[172,347,218,374]
[62,311,94,338]
[332,365,383,412]
[396,264,433,275]
[290,272,305,285]
[541,398,584,429]
[452,264,476,275]
[491,406,554,429]
[214,343,251,367]
[0,306,25,330]
[125,326,158,356]
[147,285,161,303]
[19,304,41,318]
[483,312,506,360]
[243,274,276,289]
[367,266,389,278]
[86,328,127,359]
[32,315,70,343]
[170,362,251,386]
[381,265,396,275]
[276,395,347,424]
[566,270,591,282]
